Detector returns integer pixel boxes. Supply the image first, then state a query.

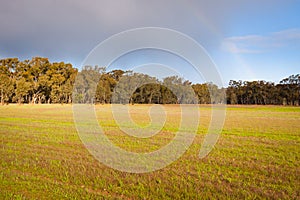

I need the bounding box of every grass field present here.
[0,104,299,199]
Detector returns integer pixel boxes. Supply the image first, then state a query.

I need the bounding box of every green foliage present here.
[0,57,77,104]
[0,58,17,105]
[227,75,300,105]
[0,56,298,105]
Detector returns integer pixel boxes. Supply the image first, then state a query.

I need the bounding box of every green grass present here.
[0,104,299,199]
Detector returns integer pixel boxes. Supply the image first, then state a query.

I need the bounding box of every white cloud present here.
[222,28,300,54]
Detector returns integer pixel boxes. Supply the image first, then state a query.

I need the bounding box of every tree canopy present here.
[0,57,299,106]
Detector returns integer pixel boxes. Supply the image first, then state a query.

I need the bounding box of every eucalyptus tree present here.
[0,58,17,104]
[73,65,105,103]
[49,62,77,103]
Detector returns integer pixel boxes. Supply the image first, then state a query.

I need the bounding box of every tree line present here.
[0,57,299,105]
[226,75,300,106]
[0,57,77,104]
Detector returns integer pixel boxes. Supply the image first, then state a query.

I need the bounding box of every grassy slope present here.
[0,104,299,199]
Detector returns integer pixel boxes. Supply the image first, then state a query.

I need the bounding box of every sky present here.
[0,0,299,86]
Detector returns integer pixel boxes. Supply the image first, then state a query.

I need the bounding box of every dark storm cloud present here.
[0,0,289,67]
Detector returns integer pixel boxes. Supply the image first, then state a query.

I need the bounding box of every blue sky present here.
[0,0,299,86]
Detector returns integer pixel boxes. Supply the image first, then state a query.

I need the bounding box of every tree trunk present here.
[1,90,4,105]
[32,94,38,104]
[148,92,153,104]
